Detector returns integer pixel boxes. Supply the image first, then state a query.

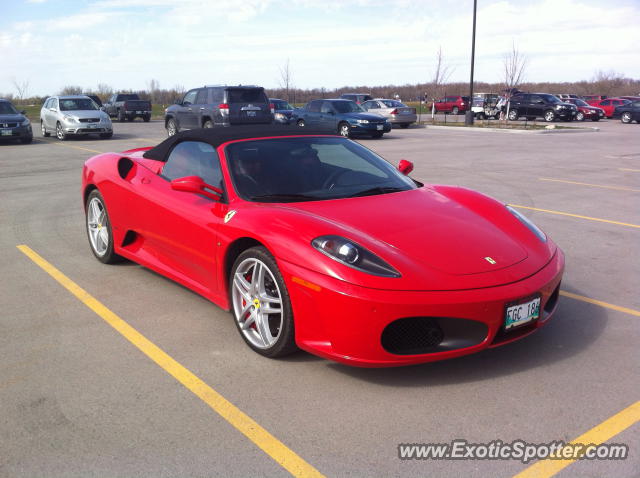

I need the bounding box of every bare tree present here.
[146,78,161,103]
[59,85,83,95]
[278,58,293,103]
[11,78,30,103]
[502,41,527,120]
[96,83,113,100]
[429,46,454,117]
[591,70,626,96]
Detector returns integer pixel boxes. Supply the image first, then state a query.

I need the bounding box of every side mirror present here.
[171,175,222,201]
[50,108,58,112]
[398,159,414,175]
[20,110,26,114]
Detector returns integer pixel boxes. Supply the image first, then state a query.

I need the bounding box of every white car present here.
[40,95,113,140]
[360,99,417,128]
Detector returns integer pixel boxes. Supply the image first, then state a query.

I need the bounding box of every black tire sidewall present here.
[86,190,121,264]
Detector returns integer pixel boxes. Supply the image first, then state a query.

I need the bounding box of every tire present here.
[55,122,67,141]
[507,109,518,121]
[452,107,459,115]
[576,112,584,121]
[338,122,350,138]
[621,112,632,124]
[99,132,113,139]
[476,112,485,120]
[20,135,33,144]
[544,110,556,122]
[86,190,123,264]
[371,131,384,138]
[166,118,178,136]
[399,123,410,129]
[297,119,305,127]
[118,109,125,122]
[143,115,150,123]
[41,121,50,137]
[230,246,297,358]
[203,120,214,128]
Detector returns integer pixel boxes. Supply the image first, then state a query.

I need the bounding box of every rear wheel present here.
[118,109,126,122]
[166,118,178,136]
[41,121,50,137]
[621,112,632,124]
[544,110,556,122]
[20,135,33,144]
[452,106,459,115]
[56,122,66,140]
[86,190,123,264]
[296,119,305,127]
[371,131,384,138]
[476,112,485,120]
[203,120,214,128]
[399,123,410,129]
[338,122,350,138]
[143,114,150,122]
[230,247,297,358]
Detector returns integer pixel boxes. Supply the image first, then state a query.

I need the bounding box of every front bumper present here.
[348,121,392,134]
[389,114,417,124]
[0,124,32,139]
[63,124,112,134]
[280,249,564,367]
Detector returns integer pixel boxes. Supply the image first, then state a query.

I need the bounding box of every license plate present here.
[1,129,11,136]
[247,111,256,117]
[504,296,540,330]
[376,124,383,130]
[88,124,97,128]
[136,111,142,114]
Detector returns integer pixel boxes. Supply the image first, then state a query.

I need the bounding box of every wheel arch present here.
[83,184,98,210]
[224,237,267,291]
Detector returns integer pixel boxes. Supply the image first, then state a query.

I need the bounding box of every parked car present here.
[561,98,604,121]
[587,98,631,118]
[87,94,103,108]
[360,99,417,128]
[40,95,113,140]
[507,93,577,122]
[81,126,564,366]
[433,96,470,114]
[582,95,608,102]
[339,93,373,105]
[0,99,33,144]
[269,98,295,124]
[164,85,273,136]
[618,96,640,102]
[470,93,500,119]
[612,100,640,124]
[103,93,152,122]
[292,99,391,138]
[555,94,580,100]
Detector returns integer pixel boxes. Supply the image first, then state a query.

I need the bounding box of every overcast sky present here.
[2,0,639,97]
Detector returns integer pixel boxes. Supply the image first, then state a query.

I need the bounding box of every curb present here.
[422,125,600,134]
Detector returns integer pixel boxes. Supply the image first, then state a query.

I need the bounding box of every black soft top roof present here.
[142,125,336,161]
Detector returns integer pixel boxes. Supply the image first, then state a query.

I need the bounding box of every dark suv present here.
[339,93,373,104]
[507,93,577,122]
[164,85,273,136]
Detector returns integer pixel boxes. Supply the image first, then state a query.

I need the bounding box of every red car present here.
[82,126,564,367]
[587,98,630,117]
[562,98,604,121]
[434,96,470,114]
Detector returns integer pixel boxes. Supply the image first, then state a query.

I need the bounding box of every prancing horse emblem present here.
[484,256,497,265]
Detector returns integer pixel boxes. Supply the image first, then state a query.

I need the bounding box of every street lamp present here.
[465,0,478,126]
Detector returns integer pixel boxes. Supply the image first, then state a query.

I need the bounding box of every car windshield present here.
[381,100,404,107]
[273,100,293,110]
[226,137,417,202]
[572,99,589,106]
[332,101,365,113]
[0,102,18,115]
[542,95,562,104]
[59,98,98,111]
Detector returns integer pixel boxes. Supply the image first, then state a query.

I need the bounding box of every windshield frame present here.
[0,101,19,115]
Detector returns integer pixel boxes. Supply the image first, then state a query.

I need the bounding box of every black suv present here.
[339,93,373,104]
[507,93,577,122]
[164,85,273,136]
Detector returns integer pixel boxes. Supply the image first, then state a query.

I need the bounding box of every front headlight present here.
[274,113,286,120]
[101,114,111,123]
[63,115,77,123]
[506,206,547,242]
[356,119,369,124]
[312,235,400,277]
[21,118,30,126]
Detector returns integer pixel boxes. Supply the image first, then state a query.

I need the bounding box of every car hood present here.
[339,112,386,121]
[0,114,26,123]
[60,110,105,118]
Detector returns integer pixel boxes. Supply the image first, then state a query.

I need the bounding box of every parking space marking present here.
[44,140,103,154]
[513,400,640,478]
[131,137,165,143]
[538,177,640,193]
[509,205,640,229]
[560,291,640,317]
[619,168,640,172]
[16,245,325,478]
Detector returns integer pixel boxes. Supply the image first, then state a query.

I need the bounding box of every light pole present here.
[465,0,478,126]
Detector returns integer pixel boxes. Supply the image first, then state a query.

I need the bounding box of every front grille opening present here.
[381,317,444,355]
[544,284,560,313]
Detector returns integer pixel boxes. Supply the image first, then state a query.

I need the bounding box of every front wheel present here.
[544,110,556,122]
[338,122,351,137]
[591,117,600,122]
[230,247,297,358]
[621,112,632,124]
[41,121,50,137]
[20,135,33,144]
[166,118,178,136]
[99,132,113,139]
[296,119,305,127]
[56,122,67,140]
[86,190,123,264]
[452,106,459,115]
[507,109,518,121]
[576,112,584,121]
[118,110,126,122]
[143,115,150,122]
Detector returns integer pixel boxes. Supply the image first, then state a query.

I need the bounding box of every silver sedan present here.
[40,95,113,140]
[360,99,417,128]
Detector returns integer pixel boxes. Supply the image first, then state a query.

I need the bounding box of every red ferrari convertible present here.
[82,126,564,367]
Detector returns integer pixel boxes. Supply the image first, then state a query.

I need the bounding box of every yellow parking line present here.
[16,245,325,478]
[539,177,640,193]
[560,291,640,317]
[44,140,103,154]
[513,400,640,478]
[619,168,640,172]
[509,205,640,229]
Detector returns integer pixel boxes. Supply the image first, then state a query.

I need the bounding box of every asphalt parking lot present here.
[1,119,638,478]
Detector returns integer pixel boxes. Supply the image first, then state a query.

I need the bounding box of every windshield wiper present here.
[249,193,318,202]
[350,187,406,198]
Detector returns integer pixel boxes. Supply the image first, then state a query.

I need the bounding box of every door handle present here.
[200,107,205,110]
[188,108,193,111]
[141,177,151,184]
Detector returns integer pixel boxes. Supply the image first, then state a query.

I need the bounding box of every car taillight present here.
[460,102,465,106]
[269,103,275,114]
[218,103,229,115]
[390,109,398,115]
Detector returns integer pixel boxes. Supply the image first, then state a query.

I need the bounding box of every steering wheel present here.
[322,169,350,190]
